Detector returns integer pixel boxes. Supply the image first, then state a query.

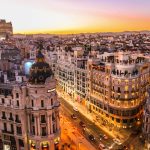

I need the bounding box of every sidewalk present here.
[57,90,131,143]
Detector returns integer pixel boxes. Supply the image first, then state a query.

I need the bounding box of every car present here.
[99,134,103,140]
[73,106,78,111]
[103,134,108,140]
[113,138,122,145]
[88,134,95,141]
[79,121,86,127]
[123,145,128,150]
[71,114,77,119]
[99,142,106,150]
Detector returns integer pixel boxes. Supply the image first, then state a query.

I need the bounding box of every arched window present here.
[31,100,34,107]
[51,98,53,105]
[41,100,44,107]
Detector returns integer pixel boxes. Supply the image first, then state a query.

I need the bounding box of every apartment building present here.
[44,43,150,129]
[56,46,89,104]
[87,51,149,128]
[56,47,75,99]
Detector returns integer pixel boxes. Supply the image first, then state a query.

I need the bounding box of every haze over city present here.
[0,0,150,34]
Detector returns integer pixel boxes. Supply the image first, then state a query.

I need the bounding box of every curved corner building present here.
[27,50,61,150]
[0,50,60,150]
[88,51,149,128]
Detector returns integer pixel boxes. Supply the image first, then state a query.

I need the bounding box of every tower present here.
[26,50,60,150]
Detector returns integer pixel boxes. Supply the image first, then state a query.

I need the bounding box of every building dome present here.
[28,50,53,84]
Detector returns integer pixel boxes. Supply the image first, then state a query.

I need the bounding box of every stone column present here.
[27,114,31,133]
[34,116,37,136]
[14,123,17,136]
[50,115,53,134]
[56,113,60,131]
[37,117,40,136]
[47,115,50,135]
[15,138,19,150]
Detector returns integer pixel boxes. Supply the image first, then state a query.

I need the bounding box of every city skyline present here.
[0,0,150,34]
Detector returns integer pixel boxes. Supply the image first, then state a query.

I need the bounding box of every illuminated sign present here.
[24,60,34,75]
[47,89,55,93]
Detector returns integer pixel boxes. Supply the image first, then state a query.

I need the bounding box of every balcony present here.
[2,130,14,135]
[41,119,46,124]
[9,117,14,121]
[31,119,34,123]
[2,116,6,120]
[17,132,22,136]
[15,119,21,123]
[41,133,47,137]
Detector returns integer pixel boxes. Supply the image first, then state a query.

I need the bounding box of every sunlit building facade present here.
[87,51,149,128]
[0,19,13,39]
[56,47,88,103]
[0,50,60,150]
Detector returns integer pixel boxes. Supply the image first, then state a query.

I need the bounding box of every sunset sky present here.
[0,0,150,34]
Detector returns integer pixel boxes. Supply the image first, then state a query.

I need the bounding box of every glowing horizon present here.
[0,0,150,34]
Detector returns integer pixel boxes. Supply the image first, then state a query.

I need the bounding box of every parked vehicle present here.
[99,134,103,140]
[71,114,77,119]
[79,121,86,127]
[99,142,106,149]
[103,134,108,140]
[113,138,122,145]
[88,134,95,141]
[73,106,78,111]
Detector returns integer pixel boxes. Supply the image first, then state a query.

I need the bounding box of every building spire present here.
[36,50,45,63]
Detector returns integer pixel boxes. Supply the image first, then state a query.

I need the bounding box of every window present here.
[118,87,121,93]
[15,115,21,123]
[41,115,46,123]
[4,123,7,131]
[41,100,44,107]
[130,119,134,123]
[2,111,6,119]
[16,93,19,98]
[31,114,34,123]
[52,113,55,121]
[32,100,34,107]
[116,118,120,123]
[11,124,14,133]
[16,126,22,135]
[123,119,127,123]
[2,98,4,104]
[17,100,19,107]
[32,126,35,135]
[9,113,13,120]
[53,124,56,133]
[51,99,53,105]
[41,127,46,136]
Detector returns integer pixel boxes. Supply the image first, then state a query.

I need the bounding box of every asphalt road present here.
[59,97,114,149]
